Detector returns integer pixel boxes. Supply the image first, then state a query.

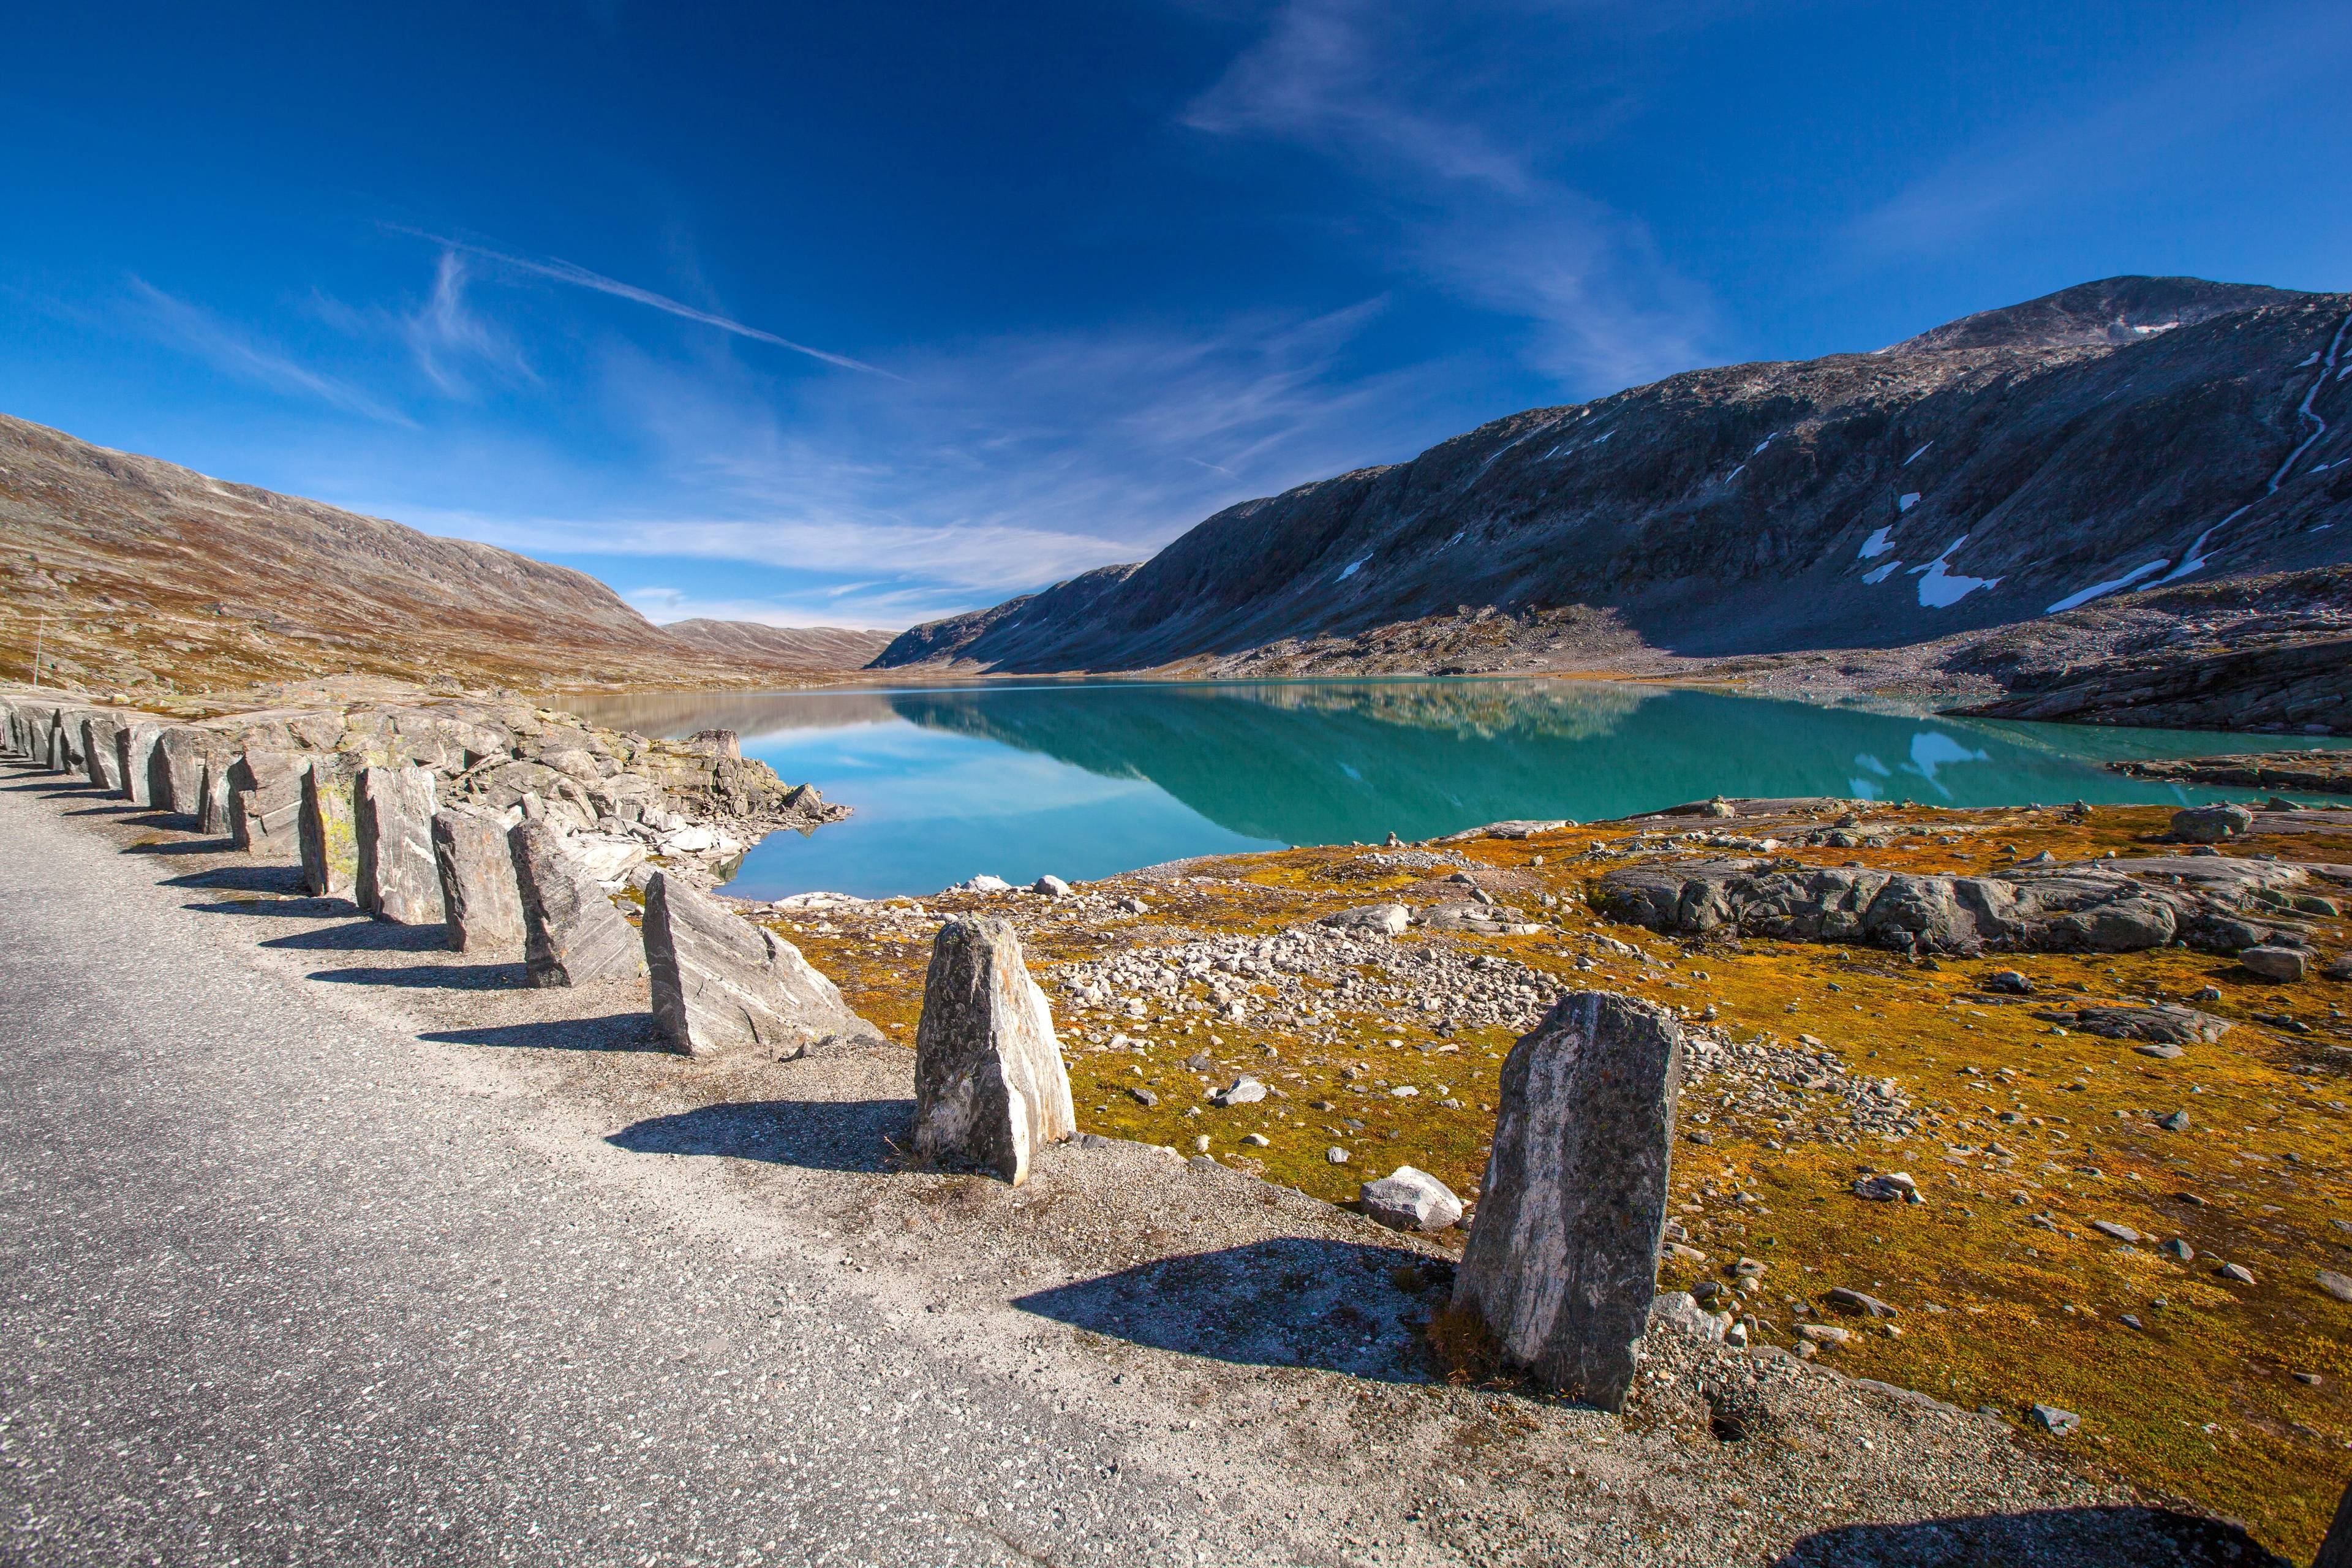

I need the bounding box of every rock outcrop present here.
[431,806,527,952]
[911,917,1076,1185]
[1453,992,1684,1412]
[510,821,641,988]
[2114,749,2352,796]
[1596,854,2340,957]
[355,766,445,926]
[641,872,874,1057]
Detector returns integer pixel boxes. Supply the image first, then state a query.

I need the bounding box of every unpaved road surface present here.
[0,766,2262,1567]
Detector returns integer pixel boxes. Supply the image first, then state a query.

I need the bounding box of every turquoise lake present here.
[563,680,2351,900]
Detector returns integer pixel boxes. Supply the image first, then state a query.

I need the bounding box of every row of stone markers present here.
[4,690,1703,1414]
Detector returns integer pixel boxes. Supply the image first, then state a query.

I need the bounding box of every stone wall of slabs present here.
[431,805,526,952]
[355,766,445,925]
[298,760,361,900]
[510,821,639,987]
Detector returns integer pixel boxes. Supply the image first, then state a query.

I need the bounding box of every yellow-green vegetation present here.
[771,802,2352,1558]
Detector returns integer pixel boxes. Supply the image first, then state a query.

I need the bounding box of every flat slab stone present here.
[298,761,360,900]
[510,821,641,987]
[151,726,226,820]
[643,872,873,1056]
[911,916,1075,1185]
[432,805,527,951]
[226,751,314,853]
[355,766,445,925]
[1452,990,1684,1412]
[81,716,125,793]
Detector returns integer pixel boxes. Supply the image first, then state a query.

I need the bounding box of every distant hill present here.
[660,619,894,670]
[0,413,881,693]
[874,276,2352,674]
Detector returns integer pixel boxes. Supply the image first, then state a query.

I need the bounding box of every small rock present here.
[1852,1172,1923,1204]
[1194,1135,1211,1153]
[2218,1262,2256,1284]
[2135,1043,2185,1061]
[2171,804,2253,844]
[1241,1133,1271,1148]
[956,873,1011,893]
[1647,1291,1726,1343]
[2318,1270,2352,1304]
[2162,1238,2194,1262]
[1128,1086,1158,1107]
[2030,1404,2081,1436]
[2159,1109,2190,1131]
[2090,1220,2141,1244]
[1826,1286,1898,1318]
[1213,1077,1267,1107]
[1797,1323,1852,1347]
[1361,1166,1464,1232]
[1120,895,1150,915]
[1984,970,2034,995]
[1031,874,1072,898]
[1325,1146,1350,1164]
[1319,903,1410,936]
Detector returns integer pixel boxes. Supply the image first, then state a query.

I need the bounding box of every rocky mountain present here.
[874,277,2352,676]
[0,413,879,693]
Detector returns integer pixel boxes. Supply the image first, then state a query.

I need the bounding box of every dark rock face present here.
[355,766,445,926]
[1596,856,2319,956]
[876,279,2351,677]
[1453,992,1683,1412]
[508,821,640,988]
[641,872,873,1056]
[431,806,526,952]
[2114,749,2352,794]
[2034,1005,2233,1044]
[911,917,1076,1185]
[1957,633,2352,732]
[297,761,359,900]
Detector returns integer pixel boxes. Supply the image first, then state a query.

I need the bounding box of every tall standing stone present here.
[509,821,640,987]
[431,806,527,952]
[196,757,236,836]
[2316,1477,2352,1568]
[81,716,126,794]
[298,761,360,900]
[642,870,872,1056]
[1451,991,1684,1413]
[911,917,1075,1186]
[119,721,166,807]
[355,766,445,925]
[152,726,224,818]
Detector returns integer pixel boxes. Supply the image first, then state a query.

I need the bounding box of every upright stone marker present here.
[642,870,872,1056]
[82,716,125,794]
[197,757,236,836]
[355,766,445,925]
[227,751,314,852]
[1452,990,1684,1413]
[431,805,527,951]
[298,761,360,900]
[911,916,1076,1185]
[119,721,166,807]
[510,820,640,987]
[152,726,222,818]
[2316,1477,2352,1568]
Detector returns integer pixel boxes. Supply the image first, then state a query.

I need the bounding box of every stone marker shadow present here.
[259,921,450,954]
[608,1098,912,1175]
[312,962,533,991]
[421,1016,664,1054]
[1014,1235,1442,1384]
[165,864,305,895]
[1769,1505,2285,1567]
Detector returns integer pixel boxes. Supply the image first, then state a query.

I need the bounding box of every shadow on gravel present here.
[260,921,449,953]
[1014,1236,1441,1384]
[607,1099,911,1173]
[423,1015,663,1053]
[313,962,532,990]
[1770,1506,2288,1567]
[166,864,306,894]
[124,832,229,853]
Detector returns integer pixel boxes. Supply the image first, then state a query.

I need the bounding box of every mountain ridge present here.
[872,276,2352,677]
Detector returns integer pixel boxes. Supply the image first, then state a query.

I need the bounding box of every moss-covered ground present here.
[773,802,2352,1558]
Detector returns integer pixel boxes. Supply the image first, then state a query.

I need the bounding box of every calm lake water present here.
[562,680,2351,900]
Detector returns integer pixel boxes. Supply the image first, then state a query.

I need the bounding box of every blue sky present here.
[4,1,2348,630]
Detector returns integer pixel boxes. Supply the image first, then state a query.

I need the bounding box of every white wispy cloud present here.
[396,227,899,378]
[621,586,920,631]
[127,277,416,426]
[1850,1,2352,258]
[1182,0,1718,394]
[400,251,536,395]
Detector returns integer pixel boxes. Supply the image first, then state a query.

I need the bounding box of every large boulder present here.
[80,715,125,793]
[509,821,641,987]
[1320,903,1410,936]
[1452,991,1684,1413]
[2172,804,2255,843]
[1360,1166,1464,1231]
[431,806,527,951]
[298,761,361,900]
[911,916,1076,1185]
[641,872,873,1056]
[118,720,166,807]
[226,751,315,853]
[355,766,445,925]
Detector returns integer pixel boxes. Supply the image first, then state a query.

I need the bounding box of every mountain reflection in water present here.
[559,679,2342,899]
